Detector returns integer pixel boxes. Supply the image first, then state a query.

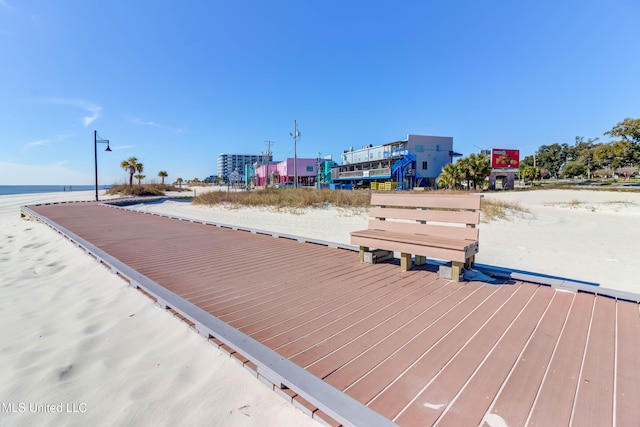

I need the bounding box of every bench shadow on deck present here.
[21,201,640,427]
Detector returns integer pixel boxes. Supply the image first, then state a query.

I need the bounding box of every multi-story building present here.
[217,153,272,179]
[331,134,461,189]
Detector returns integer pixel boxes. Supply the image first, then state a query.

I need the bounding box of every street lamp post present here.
[94,130,111,201]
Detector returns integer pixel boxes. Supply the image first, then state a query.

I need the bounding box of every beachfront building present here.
[253,158,318,187]
[331,134,461,189]
[217,153,272,180]
[253,162,280,186]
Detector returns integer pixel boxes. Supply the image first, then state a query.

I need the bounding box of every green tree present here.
[437,154,491,190]
[176,177,183,189]
[456,157,472,189]
[605,118,640,167]
[535,143,570,178]
[521,166,541,182]
[561,161,586,178]
[611,140,635,168]
[592,144,614,170]
[121,157,144,188]
[520,154,535,168]
[158,170,168,185]
[436,162,463,189]
[604,117,640,144]
[134,174,145,185]
[470,153,491,189]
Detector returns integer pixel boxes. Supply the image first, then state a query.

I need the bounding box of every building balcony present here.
[335,167,391,179]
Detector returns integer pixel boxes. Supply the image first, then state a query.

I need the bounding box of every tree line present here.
[520,117,640,180]
[437,117,640,188]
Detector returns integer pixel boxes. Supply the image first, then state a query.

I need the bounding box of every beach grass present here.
[193,187,371,210]
[106,183,188,197]
[193,187,531,223]
[480,198,531,222]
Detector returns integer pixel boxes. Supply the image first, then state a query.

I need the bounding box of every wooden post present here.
[415,255,426,266]
[400,253,412,271]
[359,246,369,263]
[465,255,475,269]
[451,261,463,282]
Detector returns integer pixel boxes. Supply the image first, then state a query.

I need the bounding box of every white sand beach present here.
[1,187,639,426]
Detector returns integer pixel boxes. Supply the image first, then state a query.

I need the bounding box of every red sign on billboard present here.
[491,148,520,169]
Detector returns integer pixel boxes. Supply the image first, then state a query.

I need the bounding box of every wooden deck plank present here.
[571,295,616,426]
[615,300,640,427]
[525,291,594,426]
[485,290,574,425]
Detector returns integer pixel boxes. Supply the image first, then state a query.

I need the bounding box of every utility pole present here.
[290,120,300,188]
[264,140,274,186]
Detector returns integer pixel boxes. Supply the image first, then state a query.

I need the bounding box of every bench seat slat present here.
[368,219,479,241]
[351,229,474,251]
[351,232,478,263]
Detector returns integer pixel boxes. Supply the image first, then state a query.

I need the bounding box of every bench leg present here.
[415,255,426,266]
[359,246,369,263]
[400,253,412,271]
[451,261,463,282]
[465,255,475,269]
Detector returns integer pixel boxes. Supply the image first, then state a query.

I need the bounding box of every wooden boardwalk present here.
[23,201,640,427]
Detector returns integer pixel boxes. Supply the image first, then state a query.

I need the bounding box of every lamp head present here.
[105,144,112,152]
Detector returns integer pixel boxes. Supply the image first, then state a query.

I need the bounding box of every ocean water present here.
[0,185,111,196]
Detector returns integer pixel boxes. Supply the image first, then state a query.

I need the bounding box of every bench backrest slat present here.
[368,218,479,241]
[368,207,480,225]
[371,193,481,210]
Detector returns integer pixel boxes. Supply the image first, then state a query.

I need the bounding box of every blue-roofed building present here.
[331,134,462,189]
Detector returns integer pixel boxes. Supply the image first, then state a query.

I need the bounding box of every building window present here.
[306,166,313,172]
[422,161,428,170]
[415,145,424,152]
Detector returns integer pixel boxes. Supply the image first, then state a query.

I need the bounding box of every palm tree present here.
[134,174,145,185]
[121,157,144,187]
[158,171,168,185]
[437,162,464,189]
[469,153,491,190]
[176,177,183,189]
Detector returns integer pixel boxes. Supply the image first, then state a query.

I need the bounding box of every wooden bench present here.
[350,192,482,281]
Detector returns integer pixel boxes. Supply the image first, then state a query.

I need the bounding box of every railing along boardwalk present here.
[22,201,640,427]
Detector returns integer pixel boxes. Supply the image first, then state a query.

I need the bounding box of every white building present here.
[217,153,272,179]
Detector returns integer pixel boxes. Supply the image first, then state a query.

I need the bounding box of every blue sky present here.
[1,0,638,185]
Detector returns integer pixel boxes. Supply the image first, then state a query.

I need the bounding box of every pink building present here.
[253,158,318,186]
[253,163,280,186]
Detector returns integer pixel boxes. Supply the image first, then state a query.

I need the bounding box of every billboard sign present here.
[491,148,520,169]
